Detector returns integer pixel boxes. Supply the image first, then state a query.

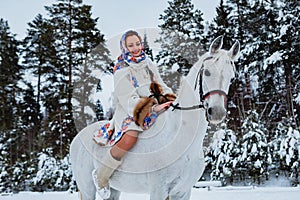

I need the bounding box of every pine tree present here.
[22,14,60,161]
[246,0,300,132]
[30,148,72,191]
[204,0,235,51]
[0,19,22,131]
[71,21,112,131]
[95,99,105,121]
[220,0,283,134]
[22,14,58,109]
[237,110,271,185]
[143,33,154,61]
[205,123,239,185]
[12,83,43,192]
[43,0,82,158]
[0,18,23,192]
[18,83,43,157]
[247,1,283,131]
[23,13,66,158]
[156,0,205,90]
[43,0,111,157]
[274,0,300,125]
[276,120,300,186]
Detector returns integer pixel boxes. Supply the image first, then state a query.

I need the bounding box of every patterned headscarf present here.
[114,30,146,73]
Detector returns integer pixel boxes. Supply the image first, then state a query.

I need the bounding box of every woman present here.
[92,30,175,199]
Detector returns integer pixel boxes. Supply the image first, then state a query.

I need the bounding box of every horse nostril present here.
[207,107,213,115]
[206,106,226,124]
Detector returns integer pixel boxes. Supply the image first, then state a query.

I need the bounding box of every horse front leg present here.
[149,186,169,200]
[106,188,121,200]
[79,187,96,200]
[168,189,191,200]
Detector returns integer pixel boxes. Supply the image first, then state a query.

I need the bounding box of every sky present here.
[0,0,219,40]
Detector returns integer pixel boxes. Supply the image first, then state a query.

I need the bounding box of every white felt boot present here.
[92,151,122,199]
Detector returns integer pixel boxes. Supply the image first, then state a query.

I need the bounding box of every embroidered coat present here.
[111,58,173,138]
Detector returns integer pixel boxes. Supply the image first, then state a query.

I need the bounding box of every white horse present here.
[70,36,240,200]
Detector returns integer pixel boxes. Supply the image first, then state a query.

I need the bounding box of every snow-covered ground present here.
[0,187,299,200]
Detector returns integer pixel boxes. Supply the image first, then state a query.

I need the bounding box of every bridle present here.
[170,56,231,111]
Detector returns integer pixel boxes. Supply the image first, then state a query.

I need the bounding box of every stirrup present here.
[92,169,111,199]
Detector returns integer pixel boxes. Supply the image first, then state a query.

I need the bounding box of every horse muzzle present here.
[206,106,226,124]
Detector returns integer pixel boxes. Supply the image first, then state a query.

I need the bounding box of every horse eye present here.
[204,69,211,76]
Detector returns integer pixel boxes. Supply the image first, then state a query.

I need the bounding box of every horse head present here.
[196,36,240,124]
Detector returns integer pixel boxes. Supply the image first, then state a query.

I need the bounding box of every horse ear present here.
[209,35,223,54]
[228,40,240,60]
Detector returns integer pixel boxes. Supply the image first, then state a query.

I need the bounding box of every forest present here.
[0,0,299,193]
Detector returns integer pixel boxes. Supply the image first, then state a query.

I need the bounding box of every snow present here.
[295,93,300,105]
[254,159,262,168]
[263,51,282,70]
[278,25,290,38]
[250,74,259,96]
[0,187,299,200]
[251,143,258,153]
[171,63,180,72]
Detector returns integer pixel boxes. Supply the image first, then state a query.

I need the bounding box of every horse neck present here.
[174,61,202,107]
[165,60,207,158]
[171,58,208,128]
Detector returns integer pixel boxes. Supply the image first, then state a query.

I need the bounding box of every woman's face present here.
[125,35,142,57]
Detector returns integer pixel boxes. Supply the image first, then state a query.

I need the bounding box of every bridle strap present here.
[171,103,204,111]
[170,89,227,111]
[202,90,227,104]
[148,93,205,111]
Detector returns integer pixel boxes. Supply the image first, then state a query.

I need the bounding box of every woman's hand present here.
[152,101,173,113]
